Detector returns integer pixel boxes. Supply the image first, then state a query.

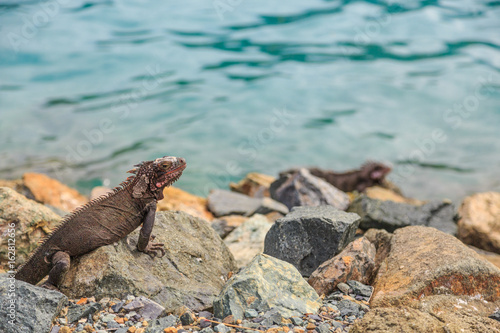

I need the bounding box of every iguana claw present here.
[144,235,165,258]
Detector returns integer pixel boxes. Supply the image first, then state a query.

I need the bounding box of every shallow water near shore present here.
[0,0,499,202]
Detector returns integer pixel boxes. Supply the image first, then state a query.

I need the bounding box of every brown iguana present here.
[308,161,392,192]
[15,155,186,290]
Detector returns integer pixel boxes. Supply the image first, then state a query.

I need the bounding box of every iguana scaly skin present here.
[15,156,186,290]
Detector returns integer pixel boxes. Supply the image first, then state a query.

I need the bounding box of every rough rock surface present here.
[158,186,214,221]
[457,192,500,254]
[224,214,272,267]
[213,254,321,320]
[0,187,61,269]
[229,172,275,198]
[60,211,237,312]
[308,237,376,296]
[208,189,287,217]
[371,226,500,307]
[263,206,360,277]
[348,195,457,234]
[269,168,350,211]
[0,274,67,333]
[23,172,88,212]
[363,228,393,273]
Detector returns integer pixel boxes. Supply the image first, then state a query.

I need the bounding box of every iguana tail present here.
[15,245,52,285]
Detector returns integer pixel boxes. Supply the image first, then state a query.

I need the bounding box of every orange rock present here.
[76,297,88,305]
[23,172,88,212]
[371,226,500,308]
[229,172,275,198]
[164,328,177,333]
[115,317,125,324]
[157,186,213,221]
[457,192,500,254]
[308,237,376,296]
[128,327,137,333]
[364,186,423,205]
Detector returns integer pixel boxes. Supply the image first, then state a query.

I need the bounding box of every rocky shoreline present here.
[1,168,500,333]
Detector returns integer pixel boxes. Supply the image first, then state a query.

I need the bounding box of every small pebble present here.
[244,309,258,318]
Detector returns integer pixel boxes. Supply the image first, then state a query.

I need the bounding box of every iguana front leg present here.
[137,203,165,258]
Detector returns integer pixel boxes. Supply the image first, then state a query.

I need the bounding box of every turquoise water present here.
[1,0,499,202]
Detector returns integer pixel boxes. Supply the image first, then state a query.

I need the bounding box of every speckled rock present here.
[348,195,457,234]
[0,187,62,269]
[270,168,349,211]
[60,211,237,313]
[457,192,500,254]
[213,254,321,320]
[224,214,272,267]
[264,206,360,276]
[0,274,68,333]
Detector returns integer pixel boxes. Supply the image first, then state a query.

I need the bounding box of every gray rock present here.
[291,316,304,326]
[106,320,121,329]
[263,308,282,325]
[200,328,215,333]
[213,254,321,320]
[224,214,272,267]
[269,168,350,211]
[132,296,165,321]
[244,309,259,318]
[0,274,68,333]
[214,324,231,333]
[346,280,373,298]
[317,323,330,333]
[60,211,237,313]
[67,302,102,323]
[211,219,235,239]
[102,313,116,322]
[116,329,128,333]
[338,299,360,317]
[148,314,178,331]
[208,189,288,217]
[247,197,289,216]
[122,299,144,311]
[337,282,351,295]
[348,195,457,234]
[180,309,195,325]
[263,206,361,276]
[490,311,500,322]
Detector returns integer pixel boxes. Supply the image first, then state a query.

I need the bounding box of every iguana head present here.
[127,156,186,199]
[361,161,391,184]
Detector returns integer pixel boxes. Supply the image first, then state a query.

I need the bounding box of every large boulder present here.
[364,186,423,205]
[263,206,360,276]
[308,237,376,296]
[351,226,500,332]
[0,274,67,333]
[229,172,275,198]
[207,189,288,217]
[22,172,88,212]
[269,168,349,211]
[213,254,321,320]
[60,211,237,313]
[224,214,272,267]
[157,186,214,221]
[457,192,500,254]
[348,195,457,234]
[371,226,500,307]
[0,187,62,269]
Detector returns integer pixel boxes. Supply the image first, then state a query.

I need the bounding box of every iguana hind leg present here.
[41,251,70,290]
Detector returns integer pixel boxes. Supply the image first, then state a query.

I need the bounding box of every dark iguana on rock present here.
[308,161,392,193]
[15,155,186,290]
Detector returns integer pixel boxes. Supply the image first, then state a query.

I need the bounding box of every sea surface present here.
[1,0,499,202]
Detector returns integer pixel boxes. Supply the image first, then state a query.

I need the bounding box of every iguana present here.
[15,155,186,290]
[308,161,392,192]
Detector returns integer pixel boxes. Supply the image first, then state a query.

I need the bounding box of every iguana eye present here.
[161,162,171,169]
